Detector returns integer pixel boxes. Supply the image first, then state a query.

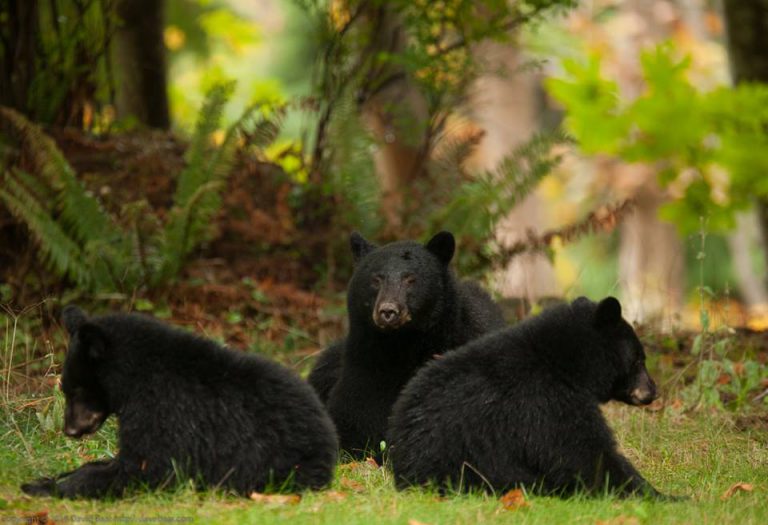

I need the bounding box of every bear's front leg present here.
[24,460,126,499]
[601,451,665,499]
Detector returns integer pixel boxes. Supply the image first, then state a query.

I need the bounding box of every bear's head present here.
[59,305,111,438]
[575,296,657,406]
[347,231,455,332]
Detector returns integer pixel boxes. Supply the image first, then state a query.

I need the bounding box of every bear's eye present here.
[403,273,416,286]
[371,275,383,289]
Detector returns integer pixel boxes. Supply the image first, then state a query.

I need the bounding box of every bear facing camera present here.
[308,230,505,459]
[388,296,680,500]
[21,306,338,499]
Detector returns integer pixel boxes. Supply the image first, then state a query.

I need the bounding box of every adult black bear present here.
[308,231,505,458]
[388,296,675,499]
[22,306,338,499]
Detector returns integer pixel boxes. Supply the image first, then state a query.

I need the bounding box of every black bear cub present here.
[308,231,505,458]
[22,306,338,499]
[389,296,676,499]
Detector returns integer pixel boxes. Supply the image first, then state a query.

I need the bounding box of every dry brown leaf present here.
[721,482,754,500]
[340,477,366,492]
[23,511,56,525]
[323,490,348,502]
[717,373,732,385]
[669,398,684,410]
[249,492,301,505]
[338,458,378,472]
[595,517,639,525]
[408,520,431,525]
[499,488,529,511]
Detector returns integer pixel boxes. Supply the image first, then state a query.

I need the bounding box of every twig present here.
[495,199,635,268]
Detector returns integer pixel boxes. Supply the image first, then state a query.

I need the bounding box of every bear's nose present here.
[379,304,399,324]
[64,426,82,438]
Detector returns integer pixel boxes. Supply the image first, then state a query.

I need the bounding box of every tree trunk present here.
[468,42,560,302]
[358,6,429,233]
[112,0,170,129]
[722,0,768,295]
[0,0,38,115]
[616,166,684,328]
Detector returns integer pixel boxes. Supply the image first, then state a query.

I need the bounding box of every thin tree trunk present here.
[112,0,170,129]
[0,0,38,115]
[722,0,768,294]
[468,42,560,302]
[358,6,428,233]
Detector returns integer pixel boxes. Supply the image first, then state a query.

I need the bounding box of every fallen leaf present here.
[408,520,431,525]
[323,491,348,502]
[644,398,664,412]
[338,459,377,472]
[23,511,56,525]
[499,488,529,511]
[340,477,366,492]
[595,517,639,525]
[721,482,754,500]
[249,492,301,505]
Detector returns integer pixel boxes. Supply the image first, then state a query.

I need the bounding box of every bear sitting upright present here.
[22,306,338,499]
[308,231,505,458]
[388,296,677,499]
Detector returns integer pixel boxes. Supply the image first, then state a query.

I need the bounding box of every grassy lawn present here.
[1,315,766,524]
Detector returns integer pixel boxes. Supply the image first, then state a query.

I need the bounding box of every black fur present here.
[22,306,338,499]
[388,296,673,499]
[308,231,505,458]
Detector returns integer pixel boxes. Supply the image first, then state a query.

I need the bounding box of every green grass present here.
[1,314,767,524]
[2,392,766,523]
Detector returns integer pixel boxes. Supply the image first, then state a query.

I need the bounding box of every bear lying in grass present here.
[308,231,505,458]
[22,306,338,499]
[389,296,676,499]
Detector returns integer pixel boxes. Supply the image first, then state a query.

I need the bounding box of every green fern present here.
[159,85,285,282]
[422,130,568,275]
[0,107,113,245]
[0,169,92,288]
[1,86,285,293]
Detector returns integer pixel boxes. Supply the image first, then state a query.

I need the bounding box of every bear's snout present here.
[629,371,657,406]
[373,302,410,330]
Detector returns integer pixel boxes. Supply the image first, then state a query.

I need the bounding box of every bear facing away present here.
[308,231,505,458]
[22,306,338,499]
[389,297,676,499]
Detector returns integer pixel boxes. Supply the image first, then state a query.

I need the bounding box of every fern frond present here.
[0,169,91,288]
[0,106,114,244]
[173,81,236,206]
[430,130,568,234]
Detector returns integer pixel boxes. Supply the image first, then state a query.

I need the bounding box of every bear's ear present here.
[594,296,622,328]
[77,323,108,360]
[62,305,88,335]
[350,231,376,263]
[425,231,455,265]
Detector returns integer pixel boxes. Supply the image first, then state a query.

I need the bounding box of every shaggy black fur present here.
[388,296,674,499]
[308,231,505,458]
[21,306,338,499]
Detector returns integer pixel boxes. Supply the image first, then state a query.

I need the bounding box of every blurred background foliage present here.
[2,0,768,338]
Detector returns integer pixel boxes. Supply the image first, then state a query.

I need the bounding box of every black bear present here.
[308,231,505,458]
[22,306,338,499]
[388,296,675,499]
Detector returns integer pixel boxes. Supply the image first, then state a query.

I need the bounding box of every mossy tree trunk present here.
[113,0,170,129]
